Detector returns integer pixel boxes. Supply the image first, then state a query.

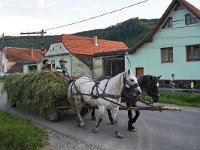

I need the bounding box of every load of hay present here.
[3,73,25,106]
[3,71,69,114]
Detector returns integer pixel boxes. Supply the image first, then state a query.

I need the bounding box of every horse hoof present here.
[116,132,124,138]
[110,121,114,125]
[79,122,85,128]
[92,127,98,133]
[128,128,136,132]
[128,126,136,132]
[91,116,96,121]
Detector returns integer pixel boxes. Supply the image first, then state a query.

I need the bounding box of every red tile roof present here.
[54,34,128,55]
[129,0,200,54]
[3,47,41,63]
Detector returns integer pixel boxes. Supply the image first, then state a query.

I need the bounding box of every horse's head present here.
[124,69,142,96]
[144,75,161,102]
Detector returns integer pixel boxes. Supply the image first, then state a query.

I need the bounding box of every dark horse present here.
[91,75,161,131]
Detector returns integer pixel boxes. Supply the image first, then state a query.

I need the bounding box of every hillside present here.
[76,17,158,47]
[2,35,58,50]
[1,17,158,49]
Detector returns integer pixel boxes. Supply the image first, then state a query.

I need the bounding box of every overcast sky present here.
[0,0,200,36]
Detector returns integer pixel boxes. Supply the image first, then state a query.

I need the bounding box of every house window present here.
[186,44,200,61]
[28,65,37,72]
[161,47,173,63]
[185,14,198,25]
[162,17,173,29]
[50,60,55,69]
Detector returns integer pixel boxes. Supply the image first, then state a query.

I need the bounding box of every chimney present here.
[93,36,98,46]
[30,44,34,57]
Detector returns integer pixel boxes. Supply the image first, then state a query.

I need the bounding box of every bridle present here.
[146,79,159,98]
[123,74,139,89]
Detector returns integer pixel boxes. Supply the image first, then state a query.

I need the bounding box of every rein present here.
[70,73,141,109]
[72,80,121,100]
[70,75,129,108]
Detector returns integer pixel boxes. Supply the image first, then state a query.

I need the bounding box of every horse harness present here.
[70,75,133,109]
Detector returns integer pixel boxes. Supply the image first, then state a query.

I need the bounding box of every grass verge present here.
[0,77,5,83]
[159,91,200,108]
[0,109,48,150]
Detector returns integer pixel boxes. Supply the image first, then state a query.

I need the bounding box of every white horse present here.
[68,69,142,138]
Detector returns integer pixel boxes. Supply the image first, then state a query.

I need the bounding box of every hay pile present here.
[3,73,25,106]
[4,71,69,114]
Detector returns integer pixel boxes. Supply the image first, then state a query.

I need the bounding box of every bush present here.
[0,110,47,150]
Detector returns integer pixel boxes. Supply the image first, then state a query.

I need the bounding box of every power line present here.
[45,0,149,31]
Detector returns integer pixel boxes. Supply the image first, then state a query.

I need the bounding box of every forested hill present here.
[76,17,158,47]
[1,17,158,49]
[2,35,58,50]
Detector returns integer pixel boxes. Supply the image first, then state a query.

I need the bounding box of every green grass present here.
[0,110,48,150]
[159,91,200,107]
[0,77,5,83]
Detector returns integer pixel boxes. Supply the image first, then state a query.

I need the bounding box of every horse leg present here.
[112,106,123,138]
[126,102,135,132]
[107,109,114,125]
[74,96,85,128]
[91,109,96,121]
[92,105,105,133]
[132,110,140,124]
[128,109,136,132]
[128,105,140,132]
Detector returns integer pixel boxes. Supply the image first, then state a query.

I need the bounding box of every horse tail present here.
[68,81,75,108]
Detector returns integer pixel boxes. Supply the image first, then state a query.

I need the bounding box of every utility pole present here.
[0,33,4,75]
[21,30,46,69]
[20,29,46,51]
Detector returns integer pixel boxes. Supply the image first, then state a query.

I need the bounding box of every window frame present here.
[161,47,174,63]
[50,59,56,69]
[185,14,198,25]
[186,44,200,62]
[162,17,173,29]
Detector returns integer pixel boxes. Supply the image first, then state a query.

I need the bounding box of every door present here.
[136,67,144,76]
[103,57,125,77]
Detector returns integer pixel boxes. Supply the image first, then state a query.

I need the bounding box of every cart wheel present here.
[11,102,17,107]
[46,108,61,122]
[80,108,89,116]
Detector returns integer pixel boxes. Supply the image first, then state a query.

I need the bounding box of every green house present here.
[44,34,128,78]
[126,0,200,87]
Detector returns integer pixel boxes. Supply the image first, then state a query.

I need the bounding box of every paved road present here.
[0,84,200,150]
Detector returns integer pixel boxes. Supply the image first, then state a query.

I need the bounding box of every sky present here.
[0,0,200,36]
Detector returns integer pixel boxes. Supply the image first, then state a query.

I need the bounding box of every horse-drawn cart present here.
[4,70,181,138]
[3,71,181,122]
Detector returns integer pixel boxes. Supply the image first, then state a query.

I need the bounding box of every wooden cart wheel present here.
[46,108,61,122]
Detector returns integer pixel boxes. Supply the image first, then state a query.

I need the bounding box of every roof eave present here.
[128,0,178,54]
[93,49,128,57]
[129,0,200,54]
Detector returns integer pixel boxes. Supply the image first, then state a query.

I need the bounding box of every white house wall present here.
[93,57,103,77]
[71,55,91,78]
[45,43,70,56]
[1,53,8,73]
